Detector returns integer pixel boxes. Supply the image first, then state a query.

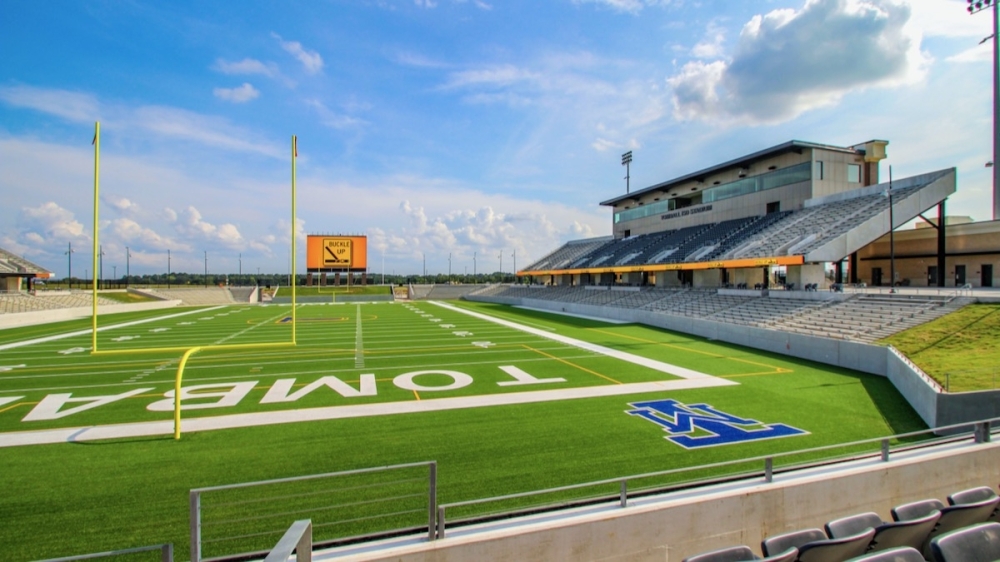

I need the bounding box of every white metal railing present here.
[264,520,312,562]
[189,461,436,562]
[434,417,998,539]
[887,344,945,392]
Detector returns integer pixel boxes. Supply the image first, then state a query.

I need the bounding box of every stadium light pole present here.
[473,251,477,278]
[167,249,171,289]
[448,252,452,283]
[65,242,74,288]
[125,246,131,289]
[622,150,633,194]
[204,250,208,288]
[238,253,242,287]
[498,250,503,282]
[98,245,105,291]
[969,0,1000,219]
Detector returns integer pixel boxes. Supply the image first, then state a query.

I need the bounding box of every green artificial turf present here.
[0,300,927,560]
[881,303,1000,392]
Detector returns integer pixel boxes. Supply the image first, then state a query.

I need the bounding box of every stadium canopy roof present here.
[600,140,863,207]
[0,246,52,278]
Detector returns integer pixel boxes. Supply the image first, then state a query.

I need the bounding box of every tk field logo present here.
[626,399,808,449]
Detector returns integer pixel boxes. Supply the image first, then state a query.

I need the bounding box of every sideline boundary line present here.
[430,301,723,381]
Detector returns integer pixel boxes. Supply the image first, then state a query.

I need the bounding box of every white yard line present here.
[0,306,230,352]
[431,301,721,381]
[0,377,734,447]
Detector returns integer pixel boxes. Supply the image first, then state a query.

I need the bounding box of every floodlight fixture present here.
[622,151,633,193]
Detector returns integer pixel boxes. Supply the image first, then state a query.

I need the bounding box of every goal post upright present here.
[92,121,100,353]
[292,135,298,345]
[85,130,300,439]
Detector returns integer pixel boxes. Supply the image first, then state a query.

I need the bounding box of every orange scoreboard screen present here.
[306,235,368,271]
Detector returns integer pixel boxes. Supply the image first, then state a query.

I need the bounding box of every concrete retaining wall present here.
[338,440,1000,562]
[0,300,183,330]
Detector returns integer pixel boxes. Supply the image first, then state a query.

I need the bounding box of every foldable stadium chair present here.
[948,486,1000,523]
[762,527,875,562]
[826,510,940,552]
[682,545,798,562]
[892,497,998,558]
[844,547,925,562]
[928,522,1000,562]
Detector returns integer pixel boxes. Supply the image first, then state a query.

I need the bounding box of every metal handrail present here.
[264,519,312,562]
[190,461,436,562]
[35,543,172,562]
[435,416,999,538]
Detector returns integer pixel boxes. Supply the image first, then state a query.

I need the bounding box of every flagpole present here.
[92,121,100,353]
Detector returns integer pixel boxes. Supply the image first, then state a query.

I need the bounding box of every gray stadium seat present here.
[845,546,925,561]
[892,496,1000,557]
[929,522,1000,562]
[826,510,940,552]
[949,486,1000,523]
[682,545,798,562]
[682,545,757,562]
[762,527,875,561]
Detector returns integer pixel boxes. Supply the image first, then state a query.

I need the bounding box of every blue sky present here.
[1,0,996,278]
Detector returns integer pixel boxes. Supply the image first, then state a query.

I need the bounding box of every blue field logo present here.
[626,399,807,449]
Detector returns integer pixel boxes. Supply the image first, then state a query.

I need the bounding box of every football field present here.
[0,300,927,560]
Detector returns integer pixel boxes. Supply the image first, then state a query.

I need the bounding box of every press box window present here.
[847,163,861,183]
[814,161,824,180]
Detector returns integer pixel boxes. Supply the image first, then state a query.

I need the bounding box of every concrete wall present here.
[335,439,1000,562]
[0,300,182,330]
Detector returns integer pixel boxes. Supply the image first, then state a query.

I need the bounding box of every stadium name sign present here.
[15,366,567,422]
[661,204,712,221]
[626,399,807,448]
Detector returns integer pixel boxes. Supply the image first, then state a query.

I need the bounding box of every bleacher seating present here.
[524,236,614,271]
[0,291,119,314]
[682,545,797,562]
[476,285,967,343]
[891,493,1000,558]
[424,284,490,299]
[929,522,1000,562]
[826,511,940,554]
[683,485,1000,562]
[138,287,235,306]
[526,179,935,275]
[848,547,924,561]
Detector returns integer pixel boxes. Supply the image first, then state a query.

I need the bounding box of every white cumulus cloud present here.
[667,0,930,125]
[271,33,324,74]
[213,83,260,103]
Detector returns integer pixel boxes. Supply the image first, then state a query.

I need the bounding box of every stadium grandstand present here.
[0,245,51,293]
[519,140,964,291]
